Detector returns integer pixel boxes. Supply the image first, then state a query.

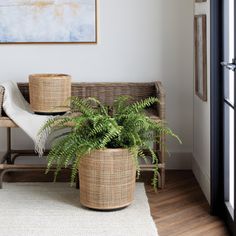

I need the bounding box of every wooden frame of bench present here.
[0,82,166,189]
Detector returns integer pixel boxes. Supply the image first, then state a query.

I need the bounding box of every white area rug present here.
[0,183,158,236]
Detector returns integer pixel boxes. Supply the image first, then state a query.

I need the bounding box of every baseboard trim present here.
[192,157,210,203]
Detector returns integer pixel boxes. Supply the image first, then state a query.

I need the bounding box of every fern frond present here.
[124,97,159,114]
[70,96,96,116]
[113,95,132,114]
[39,95,181,190]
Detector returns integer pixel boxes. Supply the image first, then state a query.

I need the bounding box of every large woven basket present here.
[79,149,136,210]
[29,74,71,113]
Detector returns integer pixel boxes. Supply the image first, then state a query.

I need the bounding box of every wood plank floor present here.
[4,169,229,235]
[143,171,229,236]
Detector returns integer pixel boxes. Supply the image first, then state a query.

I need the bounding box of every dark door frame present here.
[210,0,224,215]
[211,3,236,234]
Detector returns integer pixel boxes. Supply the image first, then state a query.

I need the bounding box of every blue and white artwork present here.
[0,0,97,43]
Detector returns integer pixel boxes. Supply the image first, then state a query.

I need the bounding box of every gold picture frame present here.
[0,0,98,44]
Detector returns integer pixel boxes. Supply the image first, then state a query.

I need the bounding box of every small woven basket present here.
[79,148,136,210]
[29,74,71,113]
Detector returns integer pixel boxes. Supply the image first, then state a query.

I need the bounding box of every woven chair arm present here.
[154,81,165,120]
[0,86,4,117]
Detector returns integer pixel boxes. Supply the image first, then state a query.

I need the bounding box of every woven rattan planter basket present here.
[29,74,71,113]
[79,148,136,210]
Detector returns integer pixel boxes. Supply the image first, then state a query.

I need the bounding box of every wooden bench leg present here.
[6,128,12,164]
[0,169,7,189]
[76,175,80,189]
[1,151,10,164]
[153,130,165,189]
[1,128,12,164]
[160,133,166,189]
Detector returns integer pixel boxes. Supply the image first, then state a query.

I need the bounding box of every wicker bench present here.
[0,82,166,188]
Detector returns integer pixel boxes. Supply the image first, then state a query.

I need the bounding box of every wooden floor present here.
[143,171,229,236]
[4,169,229,236]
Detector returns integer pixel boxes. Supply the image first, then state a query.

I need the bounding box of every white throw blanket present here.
[1,81,51,156]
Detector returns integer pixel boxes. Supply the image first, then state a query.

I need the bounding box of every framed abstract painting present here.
[0,0,97,44]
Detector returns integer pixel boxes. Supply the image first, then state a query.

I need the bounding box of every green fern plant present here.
[39,96,181,189]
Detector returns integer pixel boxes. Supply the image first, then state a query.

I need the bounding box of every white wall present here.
[193,1,211,203]
[0,0,194,168]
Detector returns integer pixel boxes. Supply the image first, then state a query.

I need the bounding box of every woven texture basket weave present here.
[79,148,136,210]
[29,74,71,113]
